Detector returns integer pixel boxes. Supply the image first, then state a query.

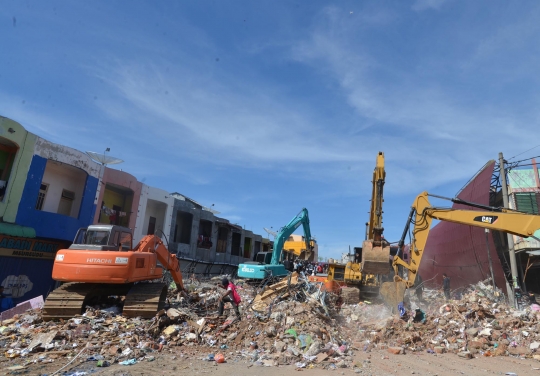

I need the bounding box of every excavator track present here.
[42,282,99,321]
[123,283,168,318]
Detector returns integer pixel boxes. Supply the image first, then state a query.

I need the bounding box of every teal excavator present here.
[237,208,312,279]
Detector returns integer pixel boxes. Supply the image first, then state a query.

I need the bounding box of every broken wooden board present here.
[251,273,299,312]
[27,331,57,351]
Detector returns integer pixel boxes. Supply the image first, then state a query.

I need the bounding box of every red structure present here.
[418,161,508,290]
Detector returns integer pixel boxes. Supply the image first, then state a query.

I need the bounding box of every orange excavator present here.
[42,224,184,321]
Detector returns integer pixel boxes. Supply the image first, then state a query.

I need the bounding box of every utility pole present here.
[499,152,518,305]
[485,229,496,291]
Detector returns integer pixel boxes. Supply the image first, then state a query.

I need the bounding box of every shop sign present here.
[0,235,66,260]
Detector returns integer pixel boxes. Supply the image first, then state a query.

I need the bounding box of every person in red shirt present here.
[217,277,241,319]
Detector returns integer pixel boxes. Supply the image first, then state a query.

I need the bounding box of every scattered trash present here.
[96,359,110,367]
[119,358,137,365]
[1,274,538,374]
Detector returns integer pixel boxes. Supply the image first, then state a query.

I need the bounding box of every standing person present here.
[442,273,451,300]
[217,278,241,319]
[0,286,13,313]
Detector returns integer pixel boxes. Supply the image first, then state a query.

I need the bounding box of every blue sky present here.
[2,1,540,260]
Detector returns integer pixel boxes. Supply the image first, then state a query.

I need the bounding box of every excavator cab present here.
[69,225,133,251]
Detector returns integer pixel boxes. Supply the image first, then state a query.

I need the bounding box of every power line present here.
[509,154,540,165]
[508,145,540,161]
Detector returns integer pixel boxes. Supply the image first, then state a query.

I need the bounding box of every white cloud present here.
[90,60,369,167]
[464,8,540,73]
[412,0,449,11]
[288,7,540,194]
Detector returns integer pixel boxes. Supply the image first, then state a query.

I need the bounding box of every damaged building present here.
[419,159,540,296]
[0,116,268,305]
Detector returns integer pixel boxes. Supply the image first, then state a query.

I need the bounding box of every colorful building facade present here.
[0,115,268,304]
[0,117,101,303]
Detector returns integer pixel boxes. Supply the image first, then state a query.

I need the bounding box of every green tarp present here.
[0,223,36,238]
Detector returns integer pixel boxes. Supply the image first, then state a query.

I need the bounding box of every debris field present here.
[1,275,540,375]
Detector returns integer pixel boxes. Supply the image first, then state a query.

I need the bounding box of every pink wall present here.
[418,161,507,290]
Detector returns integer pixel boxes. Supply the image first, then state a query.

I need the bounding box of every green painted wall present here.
[509,169,538,189]
[0,117,37,223]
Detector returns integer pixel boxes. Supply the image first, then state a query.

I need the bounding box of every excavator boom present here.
[238,208,312,279]
[368,151,386,242]
[380,191,540,310]
[362,151,391,275]
[135,235,184,291]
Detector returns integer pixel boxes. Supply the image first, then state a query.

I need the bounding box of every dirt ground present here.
[5,348,540,376]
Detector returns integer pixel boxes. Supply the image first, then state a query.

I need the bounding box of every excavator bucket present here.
[361,241,391,275]
[379,281,407,313]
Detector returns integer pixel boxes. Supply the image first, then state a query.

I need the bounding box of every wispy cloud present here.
[289,6,540,193]
[92,61,361,166]
[412,0,449,12]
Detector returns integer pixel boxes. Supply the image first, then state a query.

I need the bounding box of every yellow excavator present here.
[327,151,391,298]
[282,234,317,262]
[380,191,540,309]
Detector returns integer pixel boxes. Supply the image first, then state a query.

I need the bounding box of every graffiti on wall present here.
[1,275,33,298]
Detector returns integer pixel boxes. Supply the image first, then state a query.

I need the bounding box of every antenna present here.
[86,149,124,166]
[264,227,277,239]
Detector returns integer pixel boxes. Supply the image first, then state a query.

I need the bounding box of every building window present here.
[515,192,540,214]
[197,219,213,249]
[57,189,75,216]
[231,232,241,256]
[147,216,156,235]
[35,183,49,211]
[216,227,228,253]
[174,211,193,244]
[0,138,18,202]
[244,237,252,258]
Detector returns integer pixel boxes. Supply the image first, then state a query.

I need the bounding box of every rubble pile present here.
[0,275,356,372]
[352,279,540,359]
[3,276,540,374]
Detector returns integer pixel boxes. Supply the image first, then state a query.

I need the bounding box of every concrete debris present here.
[1,276,540,374]
[352,278,540,359]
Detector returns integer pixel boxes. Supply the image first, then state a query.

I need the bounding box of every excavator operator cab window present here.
[86,230,110,246]
[73,228,87,245]
[112,231,120,247]
[119,232,132,250]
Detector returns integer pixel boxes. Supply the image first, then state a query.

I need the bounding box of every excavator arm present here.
[361,151,391,274]
[368,151,386,243]
[380,191,540,309]
[135,235,185,291]
[271,208,312,265]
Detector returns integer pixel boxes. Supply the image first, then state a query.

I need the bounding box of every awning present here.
[0,223,36,238]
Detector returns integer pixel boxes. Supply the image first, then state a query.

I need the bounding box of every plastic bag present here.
[215,353,225,363]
